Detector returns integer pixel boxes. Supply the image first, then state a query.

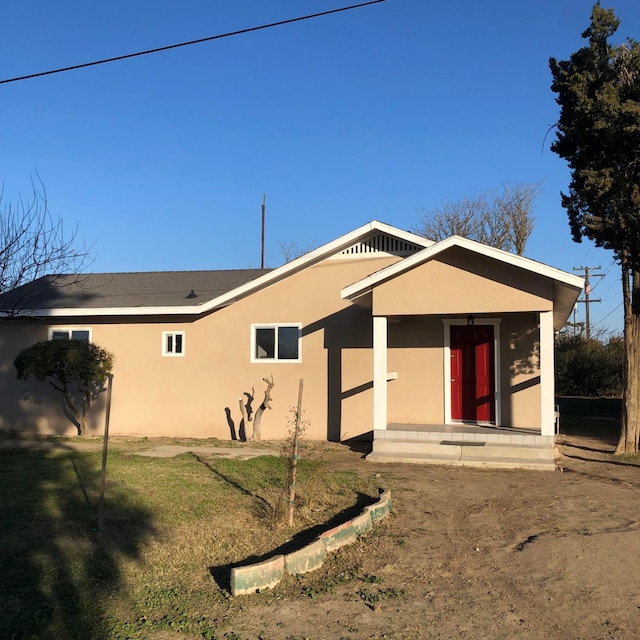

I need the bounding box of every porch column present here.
[373,315,388,430]
[539,310,555,436]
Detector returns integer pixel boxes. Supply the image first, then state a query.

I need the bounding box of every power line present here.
[592,301,623,329]
[597,277,620,299]
[0,0,387,85]
[589,258,615,292]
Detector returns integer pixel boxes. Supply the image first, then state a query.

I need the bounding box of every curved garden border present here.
[230,488,392,596]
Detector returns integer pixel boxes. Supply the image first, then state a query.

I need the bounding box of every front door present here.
[450,325,495,422]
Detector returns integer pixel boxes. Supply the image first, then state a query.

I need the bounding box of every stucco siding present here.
[372,248,554,317]
[0,256,399,440]
[0,322,72,434]
[380,313,541,429]
[500,313,541,429]
[387,316,444,424]
[0,252,549,440]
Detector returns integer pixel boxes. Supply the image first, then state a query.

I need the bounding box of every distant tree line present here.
[555,334,623,398]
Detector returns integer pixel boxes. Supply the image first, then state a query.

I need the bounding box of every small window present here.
[48,328,91,341]
[162,331,185,357]
[251,324,301,362]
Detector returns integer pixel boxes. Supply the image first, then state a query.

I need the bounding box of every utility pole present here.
[260,194,266,269]
[568,304,585,337]
[573,265,604,339]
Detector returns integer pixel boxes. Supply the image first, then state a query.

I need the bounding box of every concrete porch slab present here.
[368,424,557,470]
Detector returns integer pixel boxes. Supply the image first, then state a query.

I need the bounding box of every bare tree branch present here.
[414,181,541,255]
[277,240,318,264]
[0,173,92,314]
[492,181,541,256]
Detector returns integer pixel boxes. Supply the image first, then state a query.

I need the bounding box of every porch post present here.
[373,315,388,430]
[539,310,555,436]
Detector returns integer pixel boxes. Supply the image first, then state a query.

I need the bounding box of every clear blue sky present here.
[2,0,639,334]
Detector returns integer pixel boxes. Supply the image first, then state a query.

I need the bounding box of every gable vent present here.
[339,233,423,257]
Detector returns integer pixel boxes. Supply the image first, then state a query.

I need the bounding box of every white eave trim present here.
[341,235,584,301]
[5,221,433,319]
[10,305,206,318]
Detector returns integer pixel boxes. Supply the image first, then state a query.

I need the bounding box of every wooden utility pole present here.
[261,194,266,269]
[573,265,604,339]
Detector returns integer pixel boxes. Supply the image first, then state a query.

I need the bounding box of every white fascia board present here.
[7,305,204,318]
[448,236,585,288]
[341,235,584,300]
[10,221,432,319]
[197,221,432,313]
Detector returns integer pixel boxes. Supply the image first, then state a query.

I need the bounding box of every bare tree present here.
[0,174,90,312]
[251,375,274,441]
[415,181,541,255]
[277,240,318,264]
[493,182,539,256]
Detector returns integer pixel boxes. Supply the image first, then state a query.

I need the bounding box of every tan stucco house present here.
[0,221,583,465]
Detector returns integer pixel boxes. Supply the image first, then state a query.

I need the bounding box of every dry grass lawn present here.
[1,419,639,640]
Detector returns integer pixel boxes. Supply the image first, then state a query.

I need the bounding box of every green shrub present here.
[555,334,623,397]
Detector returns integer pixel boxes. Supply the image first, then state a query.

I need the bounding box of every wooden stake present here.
[98,374,114,532]
[288,378,304,528]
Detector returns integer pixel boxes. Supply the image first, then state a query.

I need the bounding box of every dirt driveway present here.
[220,432,640,640]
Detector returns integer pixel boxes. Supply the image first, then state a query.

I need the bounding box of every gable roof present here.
[0,220,431,318]
[340,235,584,329]
[341,235,584,299]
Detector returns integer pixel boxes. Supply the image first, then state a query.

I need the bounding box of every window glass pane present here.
[51,331,70,340]
[175,334,183,354]
[166,334,174,353]
[277,326,299,360]
[255,328,275,359]
[71,330,90,341]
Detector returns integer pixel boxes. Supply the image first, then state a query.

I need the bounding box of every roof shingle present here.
[0,269,272,312]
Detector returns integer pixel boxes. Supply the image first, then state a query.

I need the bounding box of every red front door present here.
[450,325,495,422]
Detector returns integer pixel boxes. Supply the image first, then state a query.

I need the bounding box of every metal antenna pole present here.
[261,194,266,269]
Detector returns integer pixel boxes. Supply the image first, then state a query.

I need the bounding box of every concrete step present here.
[366,449,556,470]
[373,438,555,459]
[368,438,556,470]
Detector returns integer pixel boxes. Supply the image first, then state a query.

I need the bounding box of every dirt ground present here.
[219,431,640,640]
[7,431,640,640]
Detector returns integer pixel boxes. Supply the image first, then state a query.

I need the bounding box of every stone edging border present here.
[230,488,392,596]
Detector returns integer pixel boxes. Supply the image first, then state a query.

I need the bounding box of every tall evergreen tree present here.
[550,4,640,454]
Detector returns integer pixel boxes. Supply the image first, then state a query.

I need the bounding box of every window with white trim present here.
[251,324,301,362]
[48,328,91,341]
[162,331,185,357]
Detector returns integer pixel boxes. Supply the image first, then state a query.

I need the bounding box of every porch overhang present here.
[340,234,583,331]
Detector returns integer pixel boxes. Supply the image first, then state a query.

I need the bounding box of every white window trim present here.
[250,323,302,363]
[162,330,186,357]
[442,318,502,427]
[48,327,93,341]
